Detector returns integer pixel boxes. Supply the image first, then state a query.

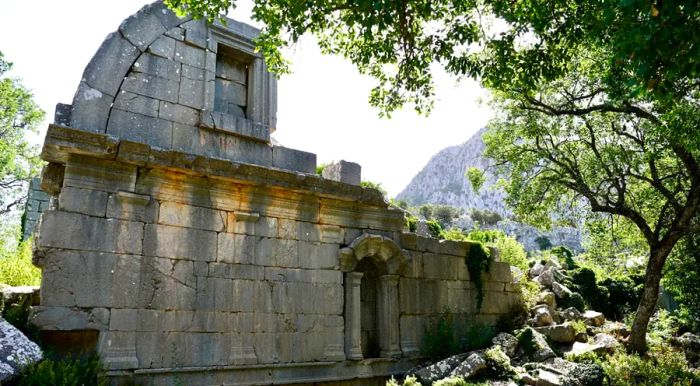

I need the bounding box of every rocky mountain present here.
[397,128,583,253]
[397,128,508,215]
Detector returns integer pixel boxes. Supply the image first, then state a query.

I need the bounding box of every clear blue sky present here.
[0,0,491,196]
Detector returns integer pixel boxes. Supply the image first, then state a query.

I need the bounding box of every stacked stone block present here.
[21,178,50,240]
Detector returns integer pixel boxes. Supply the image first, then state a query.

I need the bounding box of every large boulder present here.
[411,353,468,384]
[530,262,546,278]
[673,332,700,366]
[583,311,605,327]
[532,305,554,327]
[537,291,557,310]
[560,307,583,321]
[535,323,577,343]
[592,333,620,353]
[537,269,555,288]
[450,352,487,379]
[517,327,556,362]
[551,282,573,299]
[492,332,519,358]
[0,317,42,382]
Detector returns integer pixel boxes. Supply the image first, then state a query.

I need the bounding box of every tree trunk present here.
[628,242,676,353]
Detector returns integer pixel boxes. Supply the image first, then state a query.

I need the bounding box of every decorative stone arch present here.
[339,234,407,360]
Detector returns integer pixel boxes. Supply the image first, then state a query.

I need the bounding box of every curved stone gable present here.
[66,1,282,169]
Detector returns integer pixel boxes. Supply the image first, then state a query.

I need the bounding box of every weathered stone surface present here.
[58,186,108,217]
[174,41,206,68]
[178,76,205,109]
[583,310,605,327]
[132,52,180,81]
[30,306,109,330]
[518,327,556,362]
[121,72,179,104]
[272,146,316,174]
[159,201,225,232]
[561,307,582,321]
[70,82,113,132]
[322,160,361,185]
[451,352,487,378]
[591,333,619,353]
[147,35,176,59]
[113,91,160,118]
[107,108,173,149]
[674,332,700,365]
[39,250,140,308]
[537,291,557,310]
[535,323,576,343]
[80,32,140,96]
[0,318,42,382]
[38,211,143,255]
[411,353,468,384]
[54,103,72,126]
[143,224,217,261]
[536,269,554,287]
[552,282,572,299]
[159,101,199,126]
[536,369,562,386]
[119,7,167,51]
[492,332,519,358]
[532,305,554,327]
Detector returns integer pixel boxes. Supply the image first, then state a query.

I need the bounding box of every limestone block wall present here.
[22,178,51,240]
[32,126,521,385]
[398,235,521,356]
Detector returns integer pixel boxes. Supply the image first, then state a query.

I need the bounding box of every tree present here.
[0,51,43,215]
[483,50,698,351]
[168,0,700,352]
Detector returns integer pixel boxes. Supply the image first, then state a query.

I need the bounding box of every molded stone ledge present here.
[41,125,391,208]
[124,357,417,386]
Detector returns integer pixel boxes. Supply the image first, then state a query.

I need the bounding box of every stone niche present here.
[31,2,522,385]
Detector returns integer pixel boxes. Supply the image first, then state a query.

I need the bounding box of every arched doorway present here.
[356,257,385,358]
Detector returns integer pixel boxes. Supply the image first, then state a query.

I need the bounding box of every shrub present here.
[418,205,433,220]
[598,275,643,320]
[493,235,528,271]
[426,220,443,239]
[552,246,577,269]
[559,292,586,312]
[10,352,105,386]
[602,346,700,386]
[562,363,606,386]
[0,238,40,287]
[535,236,552,250]
[434,205,460,228]
[462,319,496,351]
[360,180,387,197]
[570,319,587,335]
[470,209,503,226]
[386,375,419,386]
[315,163,327,175]
[422,312,461,360]
[443,228,468,241]
[433,377,469,386]
[405,215,418,233]
[484,346,515,379]
[567,268,609,311]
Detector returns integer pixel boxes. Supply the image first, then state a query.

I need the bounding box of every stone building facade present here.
[30,2,521,385]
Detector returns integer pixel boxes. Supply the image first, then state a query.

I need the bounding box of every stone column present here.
[344,272,364,360]
[378,274,401,358]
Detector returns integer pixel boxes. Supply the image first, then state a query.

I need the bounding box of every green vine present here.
[466,241,491,311]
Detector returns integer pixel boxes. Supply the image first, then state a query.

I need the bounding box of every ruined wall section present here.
[398,234,521,356]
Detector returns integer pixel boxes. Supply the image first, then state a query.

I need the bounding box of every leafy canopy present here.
[0,51,44,215]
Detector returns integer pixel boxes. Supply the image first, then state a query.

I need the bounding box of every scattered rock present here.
[532,305,554,327]
[551,282,572,299]
[536,369,562,386]
[537,270,554,287]
[518,327,556,362]
[450,352,487,379]
[492,332,519,358]
[412,353,468,384]
[520,372,538,385]
[537,291,557,310]
[560,307,582,321]
[574,332,588,343]
[592,333,620,353]
[0,317,43,382]
[583,311,605,327]
[530,262,546,278]
[535,323,576,343]
[674,332,700,366]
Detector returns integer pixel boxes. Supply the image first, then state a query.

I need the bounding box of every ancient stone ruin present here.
[30,2,521,384]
